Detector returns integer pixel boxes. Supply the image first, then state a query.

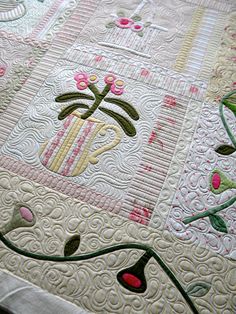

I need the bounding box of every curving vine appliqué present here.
[0,203,213,314]
[183,91,236,233]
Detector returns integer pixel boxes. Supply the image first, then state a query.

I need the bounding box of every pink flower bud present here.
[115,17,134,29]
[104,74,116,85]
[76,79,88,90]
[88,74,99,84]
[19,207,34,222]
[131,23,144,32]
[74,72,88,82]
[111,84,124,95]
[212,173,221,189]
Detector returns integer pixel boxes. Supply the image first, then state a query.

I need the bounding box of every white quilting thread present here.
[0,0,26,22]
[97,42,152,58]
[100,0,168,57]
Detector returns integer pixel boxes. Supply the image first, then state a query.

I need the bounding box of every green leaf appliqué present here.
[144,21,152,27]
[186,282,211,297]
[222,91,236,117]
[64,235,80,256]
[209,214,228,233]
[104,97,139,120]
[132,15,142,22]
[99,107,137,137]
[215,145,236,155]
[55,92,94,102]
[58,103,89,120]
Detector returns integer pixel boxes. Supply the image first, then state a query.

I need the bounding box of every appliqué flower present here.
[131,22,144,32]
[88,74,99,84]
[114,79,125,89]
[104,74,117,85]
[115,17,134,29]
[110,85,124,95]
[76,79,89,90]
[74,72,88,82]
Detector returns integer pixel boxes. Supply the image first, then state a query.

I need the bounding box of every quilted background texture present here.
[0,0,235,313]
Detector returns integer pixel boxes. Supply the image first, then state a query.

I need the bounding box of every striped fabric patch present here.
[39,115,101,177]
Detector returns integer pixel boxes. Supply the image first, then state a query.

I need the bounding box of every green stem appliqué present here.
[0,231,202,314]
[56,73,139,137]
[183,196,236,232]
[0,202,214,314]
[183,91,236,233]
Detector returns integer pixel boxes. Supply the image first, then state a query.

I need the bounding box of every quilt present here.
[0,0,235,313]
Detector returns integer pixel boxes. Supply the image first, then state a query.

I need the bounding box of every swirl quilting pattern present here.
[167,103,236,259]
[0,0,235,313]
[0,169,236,313]
[207,12,236,102]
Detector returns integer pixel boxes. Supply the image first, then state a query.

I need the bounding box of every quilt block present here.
[0,0,235,313]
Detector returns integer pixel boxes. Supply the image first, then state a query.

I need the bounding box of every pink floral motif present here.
[190,85,199,94]
[111,84,124,95]
[110,78,125,95]
[76,79,89,90]
[164,95,177,107]
[74,72,88,82]
[114,79,125,89]
[212,173,221,190]
[95,55,103,62]
[104,74,116,85]
[115,17,134,29]
[141,69,150,77]
[19,207,33,222]
[73,72,126,94]
[129,205,151,225]
[0,66,6,77]
[88,74,99,84]
[131,22,144,32]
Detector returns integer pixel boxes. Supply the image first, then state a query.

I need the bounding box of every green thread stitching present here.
[183,91,236,232]
[0,233,199,314]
